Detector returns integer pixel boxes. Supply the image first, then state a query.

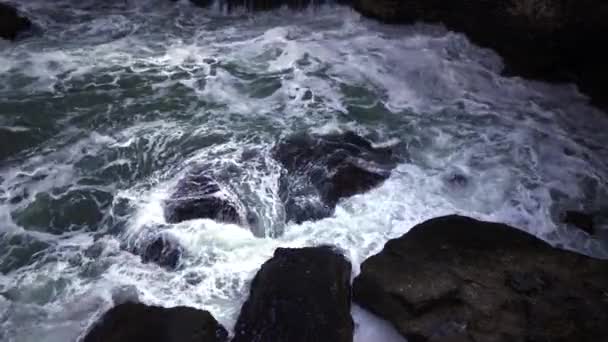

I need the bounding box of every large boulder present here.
[0,3,31,41]
[352,0,608,111]
[273,131,396,223]
[232,246,354,342]
[83,302,228,342]
[353,215,608,342]
[164,169,243,225]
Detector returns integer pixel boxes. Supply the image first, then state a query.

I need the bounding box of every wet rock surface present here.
[0,3,32,41]
[351,0,608,111]
[273,131,396,223]
[83,302,228,342]
[562,210,595,235]
[232,246,354,342]
[164,169,242,225]
[353,215,608,342]
[138,233,183,269]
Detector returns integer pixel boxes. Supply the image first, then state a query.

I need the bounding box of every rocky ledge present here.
[0,3,31,41]
[354,215,608,342]
[83,302,228,342]
[232,246,354,342]
[352,0,608,111]
[82,216,608,342]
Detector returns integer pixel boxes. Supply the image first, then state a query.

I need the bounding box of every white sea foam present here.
[1,2,607,342]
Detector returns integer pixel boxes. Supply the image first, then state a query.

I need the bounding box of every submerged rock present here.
[164,169,242,225]
[273,131,396,223]
[352,0,608,111]
[562,210,595,235]
[83,302,228,342]
[0,3,31,41]
[353,215,608,342]
[232,246,354,342]
[139,233,183,269]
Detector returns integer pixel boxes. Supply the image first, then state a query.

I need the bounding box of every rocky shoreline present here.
[2,0,606,110]
[82,131,607,341]
[82,215,608,341]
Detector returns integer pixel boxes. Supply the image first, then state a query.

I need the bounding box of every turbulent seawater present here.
[1,0,608,341]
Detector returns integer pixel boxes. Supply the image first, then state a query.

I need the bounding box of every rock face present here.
[273,131,396,223]
[138,233,183,269]
[164,169,242,225]
[83,302,228,342]
[352,0,608,111]
[0,3,31,41]
[232,246,354,342]
[353,215,608,342]
[562,210,595,235]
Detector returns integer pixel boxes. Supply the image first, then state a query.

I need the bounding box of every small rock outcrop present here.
[164,169,242,225]
[353,215,608,342]
[232,246,354,342]
[83,302,228,342]
[352,0,608,111]
[0,3,31,41]
[138,233,183,269]
[273,131,396,223]
[562,210,595,235]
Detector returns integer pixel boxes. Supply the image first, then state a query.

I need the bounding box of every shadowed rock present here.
[232,246,354,342]
[83,302,228,342]
[273,131,396,223]
[562,210,595,235]
[140,234,183,269]
[353,215,608,342]
[352,0,608,111]
[0,3,31,41]
[164,169,242,225]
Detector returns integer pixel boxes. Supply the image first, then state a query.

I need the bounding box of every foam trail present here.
[1,2,607,342]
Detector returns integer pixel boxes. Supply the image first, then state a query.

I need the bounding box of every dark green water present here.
[1,1,607,341]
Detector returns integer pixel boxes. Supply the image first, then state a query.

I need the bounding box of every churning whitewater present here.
[1,1,608,341]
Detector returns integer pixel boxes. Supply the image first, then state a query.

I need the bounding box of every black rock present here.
[164,169,242,225]
[140,234,183,269]
[232,246,354,342]
[0,3,31,41]
[562,210,595,235]
[190,0,214,8]
[83,302,228,342]
[273,131,396,223]
[353,215,608,342]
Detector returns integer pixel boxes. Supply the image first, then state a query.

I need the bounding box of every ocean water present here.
[1,1,607,341]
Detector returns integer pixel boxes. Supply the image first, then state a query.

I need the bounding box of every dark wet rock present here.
[232,246,353,342]
[0,3,32,41]
[164,169,242,225]
[273,131,396,223]
[353,215,608,342]
[562,210,595,235]
[0,233,49,274]
[189,0,214,7]
[139,234,183,269]
[352,0,608,111]
[83,302,228,342]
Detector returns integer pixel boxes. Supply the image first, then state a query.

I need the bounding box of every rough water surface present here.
[1,1,607,341]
